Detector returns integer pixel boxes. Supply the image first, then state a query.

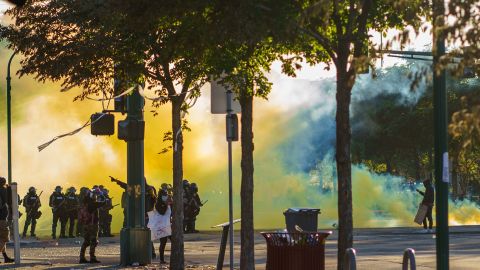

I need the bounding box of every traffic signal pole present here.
[433,0,449,269]
[120,88,151,266]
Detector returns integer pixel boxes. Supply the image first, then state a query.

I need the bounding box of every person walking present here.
[416,179,435,233]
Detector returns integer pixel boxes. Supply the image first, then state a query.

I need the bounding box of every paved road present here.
[1,226,479,269]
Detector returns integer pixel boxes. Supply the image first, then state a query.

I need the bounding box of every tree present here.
[443,0,480,151]
[207,1,302,268]
[1,1,211,268]
[297,1,428,268]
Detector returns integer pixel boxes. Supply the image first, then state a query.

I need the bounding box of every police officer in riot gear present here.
[78,188,106,263]
[185,183,203,233]
[49,186,67,239]
[98,189,113,237]
[182,180,191,233]
[22,187,41,238]
[65,187,79,238]
[77,187,89,237]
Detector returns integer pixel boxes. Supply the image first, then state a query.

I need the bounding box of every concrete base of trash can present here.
[261,231,331,270]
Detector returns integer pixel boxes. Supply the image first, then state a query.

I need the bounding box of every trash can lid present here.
[283,207,321,214]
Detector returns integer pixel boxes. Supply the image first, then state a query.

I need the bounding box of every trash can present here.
[261,231,331,270]
[284,208,320,232]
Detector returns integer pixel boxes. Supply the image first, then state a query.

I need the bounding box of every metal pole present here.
[216,224,230,270]
[6,52,16,185]
[433,0,449,269]
[226,90,234,270]
[402,248,416,270]
[10,182,20,265]
[120,87,150,266]
[344,248,357,270]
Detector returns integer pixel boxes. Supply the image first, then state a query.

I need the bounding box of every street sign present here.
[210,80,241,114]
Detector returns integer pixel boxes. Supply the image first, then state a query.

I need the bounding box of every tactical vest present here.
[50,193,65,207]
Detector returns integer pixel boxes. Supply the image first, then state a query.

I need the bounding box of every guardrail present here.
[344,248,357,270]
[402,248,416,270]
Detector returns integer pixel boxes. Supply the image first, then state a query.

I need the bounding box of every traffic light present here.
[226,114,238,141]
[118,119,145,141]
[91,113,115,136]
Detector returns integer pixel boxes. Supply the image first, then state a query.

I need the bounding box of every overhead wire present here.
[39,84,199,152]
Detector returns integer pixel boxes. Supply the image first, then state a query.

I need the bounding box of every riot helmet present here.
[161,183,169,191]
[55,186,62,193]
[91,187,105,202]
[183,179,190,188]
[68,187,76,194]
[190,183,198,193]
[28,186,36,194]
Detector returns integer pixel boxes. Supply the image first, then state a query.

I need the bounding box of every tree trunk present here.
[170,99,185,270]
[336,69,353,270]
[239,92,255,270]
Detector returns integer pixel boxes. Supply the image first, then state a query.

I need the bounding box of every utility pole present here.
[6,52,16,185]
[433,0,449,269]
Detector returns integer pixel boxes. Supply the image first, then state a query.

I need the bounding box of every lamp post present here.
[6,51,16,185]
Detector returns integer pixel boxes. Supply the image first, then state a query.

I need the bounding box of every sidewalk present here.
[1,225,479,269]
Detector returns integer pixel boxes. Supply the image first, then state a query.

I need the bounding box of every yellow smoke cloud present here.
[1,47,480,237]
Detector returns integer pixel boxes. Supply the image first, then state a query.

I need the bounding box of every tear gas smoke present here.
[1,48,479,236]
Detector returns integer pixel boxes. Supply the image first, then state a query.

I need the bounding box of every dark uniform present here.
[145,183,157,259]
[6,187,22,240]
[99,189,113,237]
[417,179,435,230]
[49,186,67,239]
[77,187,89,236]
[0,177,14,263]
[22,187,41,237]
[79,188,105,264]
[110,176,128,228]
[65,187,79,238]
[185,183,202,233]
[182,180,191,233]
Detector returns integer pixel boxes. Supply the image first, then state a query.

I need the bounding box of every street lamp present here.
[5,50,21,265]
[6,51,16,185]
